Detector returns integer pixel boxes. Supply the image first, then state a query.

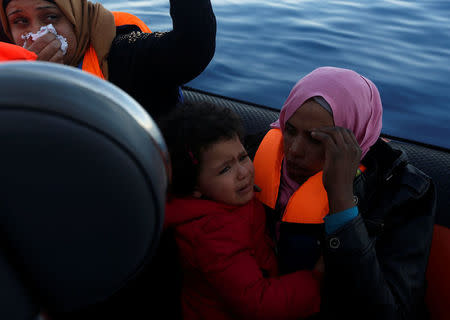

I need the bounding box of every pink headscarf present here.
[272,66,383,209]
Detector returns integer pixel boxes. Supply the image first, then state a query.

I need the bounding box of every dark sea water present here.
[102,0,450,149]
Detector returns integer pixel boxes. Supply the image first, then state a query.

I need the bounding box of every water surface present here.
[102,0,450,149]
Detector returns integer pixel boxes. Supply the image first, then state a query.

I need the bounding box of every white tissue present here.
[21,24,68,55]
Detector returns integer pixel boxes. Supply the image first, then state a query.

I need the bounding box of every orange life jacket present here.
[254,128,365,224]
[81,12,151,79]
[0,42,37,62]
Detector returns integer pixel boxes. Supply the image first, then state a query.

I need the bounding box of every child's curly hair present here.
[159,102,244,197]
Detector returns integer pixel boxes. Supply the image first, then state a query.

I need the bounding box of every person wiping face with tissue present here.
[22,24,67,54]
[1,0,76,64]
[0,0,218,121]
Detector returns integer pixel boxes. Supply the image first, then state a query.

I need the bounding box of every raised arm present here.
[321,165,436,319]
[108,0,216,117]
[311,127,436,318]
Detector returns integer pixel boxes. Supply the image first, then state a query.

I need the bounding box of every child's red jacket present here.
[165,196,321,320]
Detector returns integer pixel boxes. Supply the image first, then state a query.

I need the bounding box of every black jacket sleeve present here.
[107,0,216,119]
[320,164,436,320]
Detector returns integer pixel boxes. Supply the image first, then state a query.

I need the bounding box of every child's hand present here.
[310,126,361,214]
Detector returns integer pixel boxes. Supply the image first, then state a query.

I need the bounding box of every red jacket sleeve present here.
[193,221,321,320]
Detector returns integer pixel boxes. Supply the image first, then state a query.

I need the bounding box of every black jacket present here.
[107,0,216,120]
[270,139,436,319]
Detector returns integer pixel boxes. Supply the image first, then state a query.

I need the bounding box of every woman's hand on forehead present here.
[310,126,361,213]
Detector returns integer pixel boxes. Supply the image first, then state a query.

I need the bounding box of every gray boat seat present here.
[0,62,169,320]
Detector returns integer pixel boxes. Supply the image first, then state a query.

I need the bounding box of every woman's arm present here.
[321,167,436,319]
[108,0,216,117]
[312,128,436,318]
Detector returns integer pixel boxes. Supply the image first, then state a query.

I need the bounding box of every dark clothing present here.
[108,0,216,120]
[268,139,436,319]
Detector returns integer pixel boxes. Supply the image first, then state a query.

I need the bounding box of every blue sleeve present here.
[324,206,359,234]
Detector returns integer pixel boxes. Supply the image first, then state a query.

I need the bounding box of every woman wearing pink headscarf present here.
[253,67,435,319]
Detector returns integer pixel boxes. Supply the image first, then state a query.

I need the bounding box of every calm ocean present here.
[101,0,450,149]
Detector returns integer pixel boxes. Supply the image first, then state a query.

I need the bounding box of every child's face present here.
[194,135,255,206]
